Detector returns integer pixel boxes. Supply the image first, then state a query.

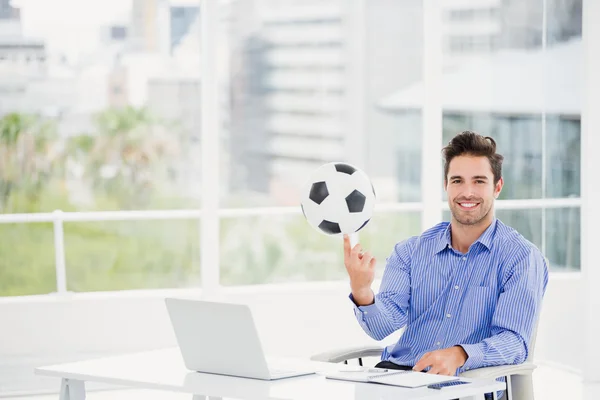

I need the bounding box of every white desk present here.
[35,348,505,400]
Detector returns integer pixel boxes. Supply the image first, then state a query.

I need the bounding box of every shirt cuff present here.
[348,293,381,319]
[458,343,484,372]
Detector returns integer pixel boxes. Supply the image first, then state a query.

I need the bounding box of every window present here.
[0,0,583,298]
[441,0,582,270]
[0,0,203,295]
[219,0,424,284]
[223,0,424,209]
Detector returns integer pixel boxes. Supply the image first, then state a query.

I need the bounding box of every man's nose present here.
[462,184,476,198]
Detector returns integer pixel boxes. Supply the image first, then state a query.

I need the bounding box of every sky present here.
[13,0,132,58]
[11,0,201,59]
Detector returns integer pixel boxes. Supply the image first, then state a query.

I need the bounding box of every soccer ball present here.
[300,162,376,236]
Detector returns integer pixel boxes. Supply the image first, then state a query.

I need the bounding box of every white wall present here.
[0,275,581,395]
[533,274,581,371]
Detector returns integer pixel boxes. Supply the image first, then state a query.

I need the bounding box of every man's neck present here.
[450,217,493,254]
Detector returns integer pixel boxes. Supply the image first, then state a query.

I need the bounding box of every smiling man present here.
[343,131,548,398]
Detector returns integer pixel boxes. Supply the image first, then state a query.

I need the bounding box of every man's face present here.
[445,155,503,226]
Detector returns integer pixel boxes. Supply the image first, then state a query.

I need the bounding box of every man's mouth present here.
[457,202,480,211]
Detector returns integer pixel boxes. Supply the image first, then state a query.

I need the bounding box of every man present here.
[344,131,548,383]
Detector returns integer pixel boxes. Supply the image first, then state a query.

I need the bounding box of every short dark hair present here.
[442,130,504,185]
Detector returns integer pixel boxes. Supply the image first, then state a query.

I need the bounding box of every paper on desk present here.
[323,369,459,388]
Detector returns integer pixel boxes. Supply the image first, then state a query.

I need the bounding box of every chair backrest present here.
[526,256,548,362]
[526,309,541,362]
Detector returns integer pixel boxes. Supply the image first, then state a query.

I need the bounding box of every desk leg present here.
[59,378,86,400]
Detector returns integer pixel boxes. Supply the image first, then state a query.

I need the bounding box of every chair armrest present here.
[459,363,537,380]
[310,346,384,363]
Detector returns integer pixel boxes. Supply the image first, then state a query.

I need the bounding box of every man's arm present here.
[349,238,414,341]
[458,249,549,372]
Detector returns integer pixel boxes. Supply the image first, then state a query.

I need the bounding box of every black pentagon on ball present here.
[318,220,341,235]
[335,163,356,175]
[355,218,371,232]
[309,181,329,205]
[345,189,366,213]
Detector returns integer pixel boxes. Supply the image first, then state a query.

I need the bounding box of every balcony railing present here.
[0,197,581,296]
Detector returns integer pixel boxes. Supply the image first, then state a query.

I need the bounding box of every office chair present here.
[311,304,542,400]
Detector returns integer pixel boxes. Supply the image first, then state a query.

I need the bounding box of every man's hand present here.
[412,346,468,376]
[343,234,376,306]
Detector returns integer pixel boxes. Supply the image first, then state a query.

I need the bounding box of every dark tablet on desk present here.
[428,380,471,390]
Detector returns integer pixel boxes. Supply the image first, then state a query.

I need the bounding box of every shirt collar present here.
[434,224,453,254]
[435,218,498,254]
[476,218,497,251]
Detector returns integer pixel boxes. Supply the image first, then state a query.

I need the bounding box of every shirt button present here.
[462,256,467,260]
[446,313,451,318]
[454,285,459,290]
[364,311,368,315]
[436,342,441,346]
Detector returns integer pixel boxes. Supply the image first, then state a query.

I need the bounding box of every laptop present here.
[165,297,316,380]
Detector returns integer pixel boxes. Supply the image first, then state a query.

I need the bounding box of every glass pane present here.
[220,214,344,285]
[496,209,543,250]
[0,223,56,296]
[546,0,582,46]
[545,118,580,198]
[364,3,423,203]
[443,115,543,200]
[220,211,420,285]
[442,210,450,222]
[0,0,201,212]
[221,0,424,207]
[440,0,546,200]
[545,207,580,270]
[435,0,582,200]
[360,212,422,279]
[64,220,200,291]
[544,0,582,198]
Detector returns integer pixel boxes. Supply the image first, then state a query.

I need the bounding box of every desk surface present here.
[35,348,505,400]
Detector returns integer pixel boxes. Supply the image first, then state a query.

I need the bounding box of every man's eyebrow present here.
[448,175,489,180]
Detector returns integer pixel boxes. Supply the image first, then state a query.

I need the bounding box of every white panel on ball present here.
[300,162,376,236]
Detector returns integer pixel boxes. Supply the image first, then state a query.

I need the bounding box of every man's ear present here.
[494,177,504,198]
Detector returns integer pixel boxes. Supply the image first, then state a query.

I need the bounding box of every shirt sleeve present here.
[458,248,549,372]
[350,238,414,341]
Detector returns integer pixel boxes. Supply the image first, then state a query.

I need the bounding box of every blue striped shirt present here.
[351,218,548,375]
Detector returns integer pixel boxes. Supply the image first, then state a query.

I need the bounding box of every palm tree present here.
[84,106,180,209]
[0,113,61,212]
